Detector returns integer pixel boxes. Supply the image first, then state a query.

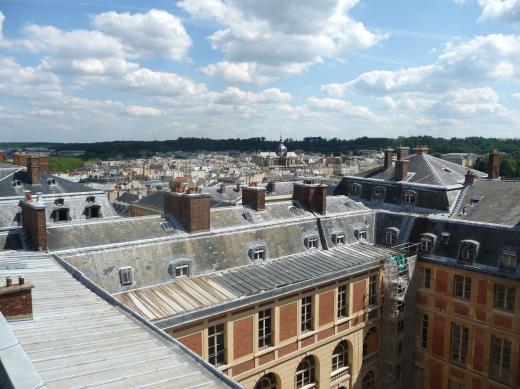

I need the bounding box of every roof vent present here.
[242,211,253,221]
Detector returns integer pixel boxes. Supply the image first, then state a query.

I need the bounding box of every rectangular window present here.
[357,229,367,240]
[300,296,313,332]
[500,251,517,269]
[175,264,189,278]
[334,234,345,245]
[258,309,272,349]
[447,380,464,389]
[404,192,415,204]
[337,285,348,318]
[493,284,515,312]
[420,238,433,251]
[453,275,472,300]
[420,312,429,349]
[490,335,511,383]
[253,248,266,260]
[421,268,431,289]
[460,244,475,261]
[368,274,377,307]
[208,323,225,366]
[307,237,318,249]
[450,323,469,365]
[386,229,398,245]
[118,266,134,286]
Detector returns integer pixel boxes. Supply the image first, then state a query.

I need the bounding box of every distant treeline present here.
[2,136,520,160]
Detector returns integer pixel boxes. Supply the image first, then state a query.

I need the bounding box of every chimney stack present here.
[219,183,226,194]
[0,275,34,321]
[464,170,476,186]
[164,191,210,233]
[235,182,241,192]
[242,186,266,211]
[19,195,47,251]
[27,156,41,185]
[396,146,409,161]
[0,152,5,163]
[293,182,327,215]
[395,160,409,181]
[384,147,393,169]
[39,155,49,173]
[487,149,501,179]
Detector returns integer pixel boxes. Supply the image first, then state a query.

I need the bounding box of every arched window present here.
[332,341,349,372]
[458,240,480,261]
[420,233,437,252]
[362,371,375,389]
[254,373,277,389]
[295,356,316,388]
[363,327,378,357]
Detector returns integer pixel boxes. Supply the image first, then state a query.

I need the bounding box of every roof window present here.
[458,240,480,262]
[118,266,134,286]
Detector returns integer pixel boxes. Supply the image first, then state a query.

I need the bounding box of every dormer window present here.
[373,186,385,199]
[175,264,190,278]
[84,204,101,219]
[459,240,479,262]
[248,245,266,261]
[47,178,56,185]
[168,259,192,278]
[12,180,21,186]
[349,183,361,197]
[86,195,96,203]
[305,236,319,249]
[404,191,416,204]
[386,227,399,246]
[54,198,64,206]
[332,233,345,245]
[420,233,437,252]
[119,266,134,286]
[52,208,70,222]
[500,250,518,270]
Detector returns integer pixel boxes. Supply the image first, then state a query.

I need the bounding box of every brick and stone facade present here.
[242,186,265,211]
[164,191,210,233]
[0,277,33,320]
[19,197,48,251]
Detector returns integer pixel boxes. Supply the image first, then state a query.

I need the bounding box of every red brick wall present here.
[352,279,366,313]
[318,290,334,326]
[0,287,32,319]
[432,316,445,357]
[242,188,265,211]
[178,332,203,357]
[233,316,253,359]
[477,280,487,305]
[435,270,448,293]
[233,359,254,376]
[279,302,297,341]
[183,195,210,233]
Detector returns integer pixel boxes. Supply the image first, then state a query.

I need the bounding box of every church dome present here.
[278,137,287,156]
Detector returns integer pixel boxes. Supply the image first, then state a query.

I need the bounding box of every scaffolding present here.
[380,243,420,389]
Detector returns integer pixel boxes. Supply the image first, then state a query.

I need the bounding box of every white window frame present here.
[258,309,272,349]
[493,284,515,313]
[175,263,190,278]
[337,284,349,318]
[500,250,518,270]
[300,296,313,333]
[450,322,469,365]
[333,233,345,245]
[420,237,433,251]
[385,228,399,245]
[404,191,416,204]
[453,275,472,300]
[208,323,225,366]
[253,248,266,260]
[490,335,511,383]
[119,266,134,286]
[306,237,319,249]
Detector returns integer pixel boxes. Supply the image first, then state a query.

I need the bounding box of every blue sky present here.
[0,0,519,142]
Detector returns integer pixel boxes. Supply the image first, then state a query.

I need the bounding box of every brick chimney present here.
[14,152,29,167]
[164,191,210,233]
[39,155,49,173]
[234,182,241,192]
[293,182,327,215]
[384,147,393,169]
[395,160,409,181]
[0,276,34,321]
[464,170,475,185]
[219,183,226,193]
[487,149,501,179]
[19,193,47,251]
[242,186,266,211]
[27,156,41,185]
[396,146,409,161]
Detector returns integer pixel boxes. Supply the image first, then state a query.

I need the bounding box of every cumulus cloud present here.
[322,34,520,96]
[92,9,191,61]
[179,0,382,84]
[477,0,520,25]
[124,105,165,117]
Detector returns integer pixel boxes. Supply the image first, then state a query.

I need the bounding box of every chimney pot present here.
[6,276,12,287]
[18,275,24,285]
[384,147,393,169]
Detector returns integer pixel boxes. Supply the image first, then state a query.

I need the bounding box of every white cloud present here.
[512,92,520,99]
[179,0,382,84]
[322,34,520,96]
[124,105,165,117]
[305,97,377,119]
[92,9,191,61]
[477,0,520,25]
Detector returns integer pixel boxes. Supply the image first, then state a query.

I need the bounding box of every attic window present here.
[500,250,518,270]
[404,191,416,204]
[118,266,134,286]
[84,204,101,219]
[355,229,367,240]
[305,236,319,249]
[86,196,96,203]
[420,233,437,252]
[441,232,451,244]
[242,211,253,221]
[373,186,385,199]
[459,240,479,262]
[12,180,21,186]
[386,227,399,246]
[332,233,346,245]
[349,183,361,197]
[52,208,70,222]
[249,246,266,261]
[175,264,190,278]
[54,198,64,206]
[47,178,56,185]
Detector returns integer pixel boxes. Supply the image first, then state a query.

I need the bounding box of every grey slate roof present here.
[357,153,484,186]
[451,179,520,226]
[0,252,236,389]
[115,242,396,325]
[134,191,165,210]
